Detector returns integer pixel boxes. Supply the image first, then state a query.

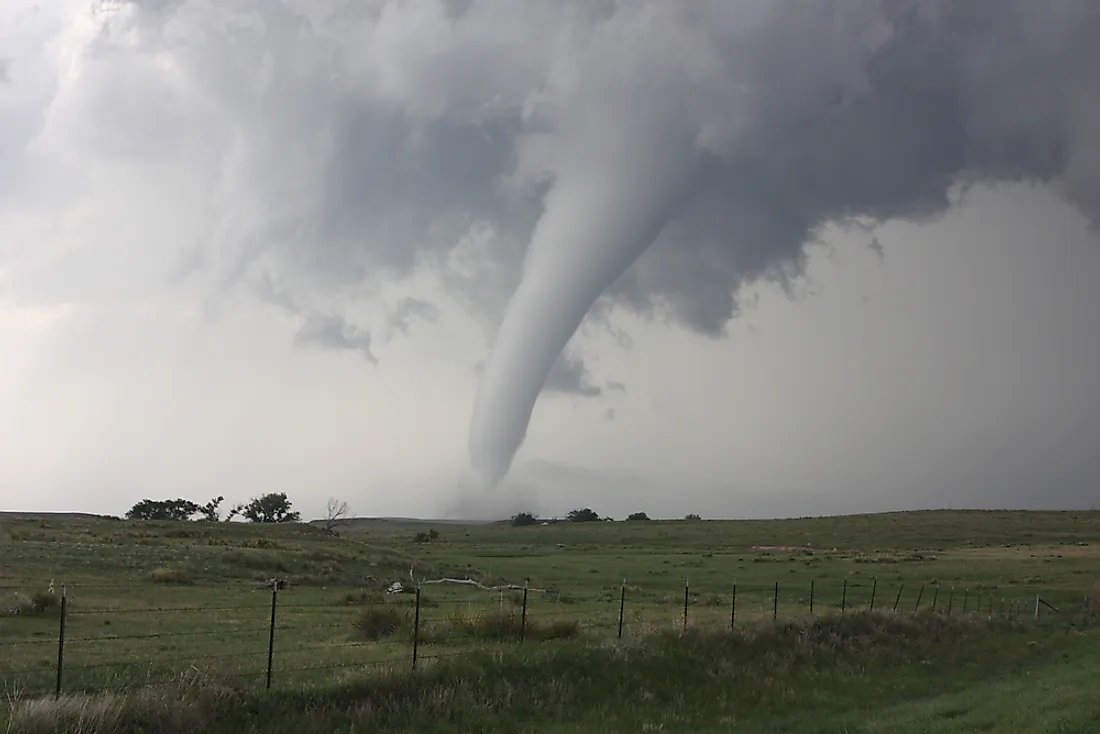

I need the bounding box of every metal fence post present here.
[1034,595,1040,620]
[773,581,779,622]
[947,587,954,615]
[869,578,877,612]
[931,585,939,612]
[683,580,689,632]
[893,584,904,612]
[413,585,421,669]
[841,578,848,613]
[55,585,68,699]
[810,579,815,614]
[520,581,529,643]
[963,588,970,612]
[914,585,925,612]
[730,584,737,629]
[266,584,278,690]
[618,581,625,640]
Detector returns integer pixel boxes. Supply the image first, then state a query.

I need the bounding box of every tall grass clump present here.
[352,605,408,639]
[149,567,192,585]
[447,609,580,641]
[1,590,60,617]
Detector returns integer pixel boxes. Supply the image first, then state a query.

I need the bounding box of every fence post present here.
[413,589,420,669]
[1034,595,1040,620]
[841,578,848,613]
[618,581,626,640]
[893,583,904,612]
[931,585,939,612]
[730,584,737,629]
[810,579,815,614]
[947,587,954,615]
[913,585,924,612]
[55,585,68,699]
[963,588,969,612]
[520,581,529,643]
[683,580,689,632]
[869,578,877,612]
[266,584,278,690]
[773,581,779,622]
[412,584,421,670]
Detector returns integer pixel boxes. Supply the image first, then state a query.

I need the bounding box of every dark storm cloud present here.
[293,313,376,363]
[6,0,1100,488]
[387,297,441,336]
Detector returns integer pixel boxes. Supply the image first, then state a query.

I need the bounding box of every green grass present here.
[3,613,1094,733]
[1,509,1099,732]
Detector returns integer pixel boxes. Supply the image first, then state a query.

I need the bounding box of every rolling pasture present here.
[1,509,1099,732]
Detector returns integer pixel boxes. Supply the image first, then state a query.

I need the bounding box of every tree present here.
[510,512,539,527]
[626,512,651,521]
[323,497,351,532]
[240,493,300,524]
[566,508,601,523]
[198,496,224,522]
[683,513,702,521]
[126,499,200,521]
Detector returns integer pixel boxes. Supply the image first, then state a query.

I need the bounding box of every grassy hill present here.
[2,509,1099,732]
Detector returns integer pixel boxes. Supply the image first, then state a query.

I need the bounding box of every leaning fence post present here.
[683,580,689,632]
[931,585,939,612]
[55,585,68,699]
[266,583,278,690]
[730,584,737,629]
[520,581,529,643]
[869,578,877,612]
[810,579,815,614]
[841,578,848,613]
[913,585,925,613]
[773,581,779,621]
[893,584,904,612]
[947,587,954,615]
[618,580,626,640]
[1034,595,1040,620]
[412,584,421,670]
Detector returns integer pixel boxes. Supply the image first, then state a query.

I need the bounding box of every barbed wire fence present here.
[0,577,1090,701]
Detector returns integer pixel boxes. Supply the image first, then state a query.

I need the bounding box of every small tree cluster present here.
[510,512,539,527]
[126,497,223,522]
[567,508,602,523]
[127,493,305,524]
[413,529,440,543]
[230,492,301,524]
[626,512,651,521]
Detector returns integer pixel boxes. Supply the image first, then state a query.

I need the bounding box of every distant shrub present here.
[626,512,651,521]
[511,512,539,527]
[342,590,384,605]
[567,508,601,523]
[683,513,702,521]
[149,567,192,585]
[353,606,409,640]
[413,529,440,543]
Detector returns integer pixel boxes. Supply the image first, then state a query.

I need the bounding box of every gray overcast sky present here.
[1,1,1099,521]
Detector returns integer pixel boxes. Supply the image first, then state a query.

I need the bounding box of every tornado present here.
[468,122,700,486]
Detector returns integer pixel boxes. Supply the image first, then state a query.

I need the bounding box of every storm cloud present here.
[1,0,1099,519]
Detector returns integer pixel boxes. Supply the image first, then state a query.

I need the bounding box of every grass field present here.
[1,509,1098,732]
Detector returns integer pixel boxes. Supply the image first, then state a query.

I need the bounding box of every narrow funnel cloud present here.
[469,126,699,485]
